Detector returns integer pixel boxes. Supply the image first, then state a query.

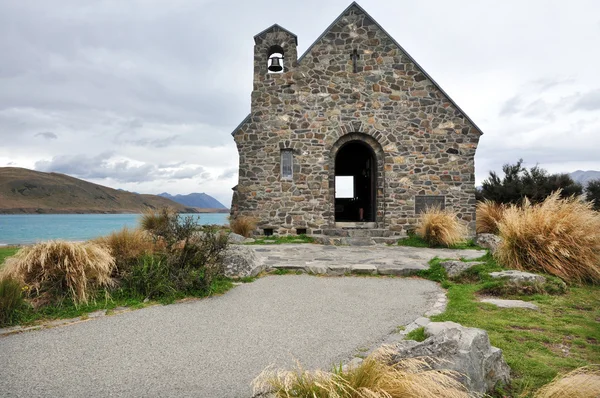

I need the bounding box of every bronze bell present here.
[268,56,283,72]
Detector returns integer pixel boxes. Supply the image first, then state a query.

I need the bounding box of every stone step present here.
[323,228,393,238]
[372,237,400,245]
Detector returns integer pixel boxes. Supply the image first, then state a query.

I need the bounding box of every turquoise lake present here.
[0,213,229,245]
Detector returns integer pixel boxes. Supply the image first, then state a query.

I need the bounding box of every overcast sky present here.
[1,0,599,206]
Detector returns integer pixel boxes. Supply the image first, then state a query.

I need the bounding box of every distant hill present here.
[158,192,227,210]
[569,170,600,187]
[0,167,197,214]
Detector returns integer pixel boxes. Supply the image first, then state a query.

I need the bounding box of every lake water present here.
[0,213,229,246]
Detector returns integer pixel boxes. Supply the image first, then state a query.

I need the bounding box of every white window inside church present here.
[335,176,354,198]
[281,149,293,179]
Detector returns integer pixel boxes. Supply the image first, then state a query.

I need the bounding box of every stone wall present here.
[232,5,480,236]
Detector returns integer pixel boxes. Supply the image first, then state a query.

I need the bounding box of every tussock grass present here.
[94,227,155,277]
[230,216,257,238]
[476,200,505,234]
[534,366,600,398]
[1,241,115,306]
[496,191,600,284]
[416,207,467,248]
[139,207,176,236]
[253,347,474,398]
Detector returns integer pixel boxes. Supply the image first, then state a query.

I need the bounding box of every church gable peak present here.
[254,24,298,45]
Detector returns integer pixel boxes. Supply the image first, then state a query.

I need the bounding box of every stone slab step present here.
[372,237,400,245]
[323,229,394,238]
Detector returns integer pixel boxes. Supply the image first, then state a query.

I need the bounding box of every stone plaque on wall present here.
[415,195,445,214]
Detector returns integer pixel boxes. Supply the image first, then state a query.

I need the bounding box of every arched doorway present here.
[334,141,377,222]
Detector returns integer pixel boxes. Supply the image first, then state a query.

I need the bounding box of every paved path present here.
[1,275,442,398]
[253,244,486,275]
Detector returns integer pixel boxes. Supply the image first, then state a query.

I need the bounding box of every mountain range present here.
[0,167,209,214]
[569,170,600,187]
[158,192,227,211]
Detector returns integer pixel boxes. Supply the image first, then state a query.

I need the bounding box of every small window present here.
[296,228,307,235]
[281,149,293,179]
[263,228,274,236]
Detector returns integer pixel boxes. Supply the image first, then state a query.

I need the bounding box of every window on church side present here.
[281,149,293,179]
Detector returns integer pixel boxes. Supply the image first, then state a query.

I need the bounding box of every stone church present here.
[230,2,481,238]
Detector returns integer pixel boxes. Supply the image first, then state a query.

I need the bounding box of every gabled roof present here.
[232,2,483,136]
[254,24,298,45]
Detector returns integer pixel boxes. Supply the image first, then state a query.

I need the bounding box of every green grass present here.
[405,326,426,342]
[417,253,600,397]
[1,278,235,328]
[246,234,315,245]
[398,234,482,250]
[0,246,19,269]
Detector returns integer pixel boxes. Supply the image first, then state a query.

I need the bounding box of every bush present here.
[476,200,505,234]
[230,215,257,238]
[495,192,600,284]
[0,277,25,325]
[253,347,472,398]
[121,254,176,300]
[0,241,115,306]
[586,179,600,211]
[94,227,155,278]
[415,207,467,247]
[479,159,583,205]
[534,365,600,398]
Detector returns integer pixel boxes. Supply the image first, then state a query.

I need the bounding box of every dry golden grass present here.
[496,191,600,284]
[230,215,257,238]
[139,207,175,235]
[534,366,600,398]
[476,200,506,234]
[415,207,467,247]
[253,347,475,398]
[0,241,115,305]
[94,227,155,276]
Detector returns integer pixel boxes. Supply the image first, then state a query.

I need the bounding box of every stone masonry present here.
[231,2,481,236]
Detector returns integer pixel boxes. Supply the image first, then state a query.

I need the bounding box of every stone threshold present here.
[268,262,425,276]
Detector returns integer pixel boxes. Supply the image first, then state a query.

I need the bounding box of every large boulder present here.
[222,246,265,278]
[475,233,502,254]
[228,232,247,244]
[489,270,546,285]
[393,321,510,394]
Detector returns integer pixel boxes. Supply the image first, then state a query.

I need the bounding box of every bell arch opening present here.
[334,140,377,222]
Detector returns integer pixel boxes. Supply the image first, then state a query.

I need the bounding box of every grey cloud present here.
[128,135,180,148]
[573,89,600,111]
[35,132,58,139]
[169,167,205,179]
[499,95,521,116]
[218,168,238,180]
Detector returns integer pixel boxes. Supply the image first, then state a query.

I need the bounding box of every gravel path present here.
[1,275,441,398]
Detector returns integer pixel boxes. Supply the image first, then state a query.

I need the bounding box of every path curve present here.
[1,275,441,398]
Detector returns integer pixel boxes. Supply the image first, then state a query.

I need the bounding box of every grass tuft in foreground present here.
[1,240,115,306]
[533,365,600,398]
[253,347,475,398]
[496,191,600,284]
[476,200,506,235]
[229,215,258,238]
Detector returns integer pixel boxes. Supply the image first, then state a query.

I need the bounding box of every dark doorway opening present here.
[334,141,376,222]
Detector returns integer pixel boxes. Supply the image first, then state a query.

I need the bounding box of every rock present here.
[222,245,265,278]
[489,270,546,285]
[393,321,511,394]
[440,260,485,277]
[480,298,539,310]
[228,233,247,244]
[475,233,502,254]
[243,238,256,243]
[350,264,377,274]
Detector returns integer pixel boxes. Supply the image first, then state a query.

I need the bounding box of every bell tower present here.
[252,24,298,83]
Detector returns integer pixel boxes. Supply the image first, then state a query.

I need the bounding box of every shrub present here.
[139,207,176,238]
[253,347,473,398]
[415,207,467,247]
[495,192,600,284]
[476,200,505,234]
[94,227,155,277]
[479,159,583,205]
[586,179,600,211]
[534,365,600,398]
[0,277,25,325]
[121,254,176,300]
[230,215,257,238]
[1,241,115,306]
